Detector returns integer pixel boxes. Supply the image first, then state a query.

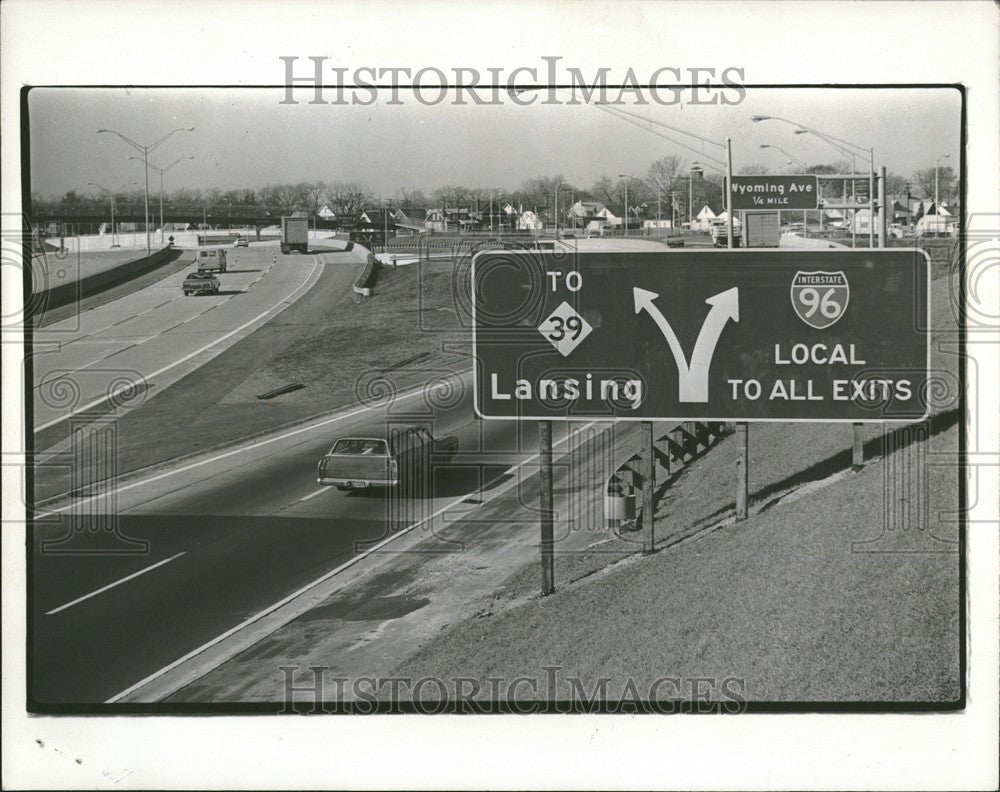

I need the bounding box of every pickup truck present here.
[710,219,742,247]
[182,271,220,296]
[196,248,228,272]
[316,427,459,493]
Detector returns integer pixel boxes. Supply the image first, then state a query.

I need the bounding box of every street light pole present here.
[554,178,560,238]
[760,144,807,170]
[89,181,136,248]
[935,153,950,208]
[619,174,628,236]
[97,126,194,254]
[754,116,874,245]
[131,155,194,244]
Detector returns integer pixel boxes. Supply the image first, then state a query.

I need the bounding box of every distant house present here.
[358,208,396,229]
[423,207,480,232]
[693,205,717,231]
[844,208,874,234]
[567,200,606,228]
[317,204,337,220]
[594,206,621,228]
[517,209,543,232]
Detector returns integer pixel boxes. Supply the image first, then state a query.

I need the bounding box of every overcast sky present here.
[28,86,960,198]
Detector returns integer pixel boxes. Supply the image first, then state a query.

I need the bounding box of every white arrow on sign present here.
[633,286,739,402]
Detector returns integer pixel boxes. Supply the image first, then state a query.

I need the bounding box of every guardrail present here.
[605,421,729,532]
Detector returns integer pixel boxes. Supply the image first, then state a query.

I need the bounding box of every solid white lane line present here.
[42,382,429,516]
[35,255,322,432]
[104,422,594,704]
[45,552,187,616]
[299,487,330,502]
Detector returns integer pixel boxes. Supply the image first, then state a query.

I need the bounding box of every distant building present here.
[358,208,397,229]
[317,204,337,220]
[693,205,717,231]
[423,208,480,232]
[567,200,606,227]
[517,209,543,232]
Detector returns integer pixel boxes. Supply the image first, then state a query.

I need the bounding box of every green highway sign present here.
[727,175,819,210]
[472,249,930,422]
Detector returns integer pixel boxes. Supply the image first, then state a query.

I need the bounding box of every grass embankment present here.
[240,257,469,409]
[385,246,962,704]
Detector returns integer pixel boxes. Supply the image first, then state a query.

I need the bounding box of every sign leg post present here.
[852,423,865,471]
[641,420,655,554]
[539,420,555,595]
[736,422,749,520]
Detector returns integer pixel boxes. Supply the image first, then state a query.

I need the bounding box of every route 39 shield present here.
[790,270,850,330]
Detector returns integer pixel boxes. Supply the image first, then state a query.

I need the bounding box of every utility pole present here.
[89,181,136,249]
[935,153,950,209]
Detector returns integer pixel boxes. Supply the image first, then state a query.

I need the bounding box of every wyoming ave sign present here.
[472,248,930,422]
[726,175,820,210]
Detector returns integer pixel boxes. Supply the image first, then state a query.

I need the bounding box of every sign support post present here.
[725,138,735,248]
[851,164,889,472]
[869,148,875,248]
[878,166,887,248]
[641,421,655,553]
[728,144,749,521]
[736,423,749,520]
[539,420,555,595]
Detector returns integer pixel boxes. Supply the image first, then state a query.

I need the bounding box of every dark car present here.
[182,271,220,296]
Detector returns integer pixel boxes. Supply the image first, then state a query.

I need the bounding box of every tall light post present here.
[752,115,873,245]
[97,126,194,254]
[760,144,807,170]
[558,185,572,235]
[618,174,632,235]
[554,178,561,238]
[130,155,195,243]
[791,129,862,243]
[935,153,950,209]
[688,163,709,227]
[89,181,137,247]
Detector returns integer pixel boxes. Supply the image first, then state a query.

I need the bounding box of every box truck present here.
[280,216,309,254]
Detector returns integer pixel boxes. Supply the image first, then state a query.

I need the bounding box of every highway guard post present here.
[472,247,929,594]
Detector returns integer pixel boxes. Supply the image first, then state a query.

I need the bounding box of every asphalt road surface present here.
[30,378,577,705]
[31,244,322,436]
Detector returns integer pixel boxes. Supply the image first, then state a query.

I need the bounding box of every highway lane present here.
[30,378,593,705]
[31,244,325,434]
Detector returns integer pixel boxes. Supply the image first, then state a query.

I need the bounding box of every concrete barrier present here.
[352,252,380,298]
[37,246,185,312]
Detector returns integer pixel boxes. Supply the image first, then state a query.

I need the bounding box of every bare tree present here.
[737,164,769,176]
[913,165,955,200]
[646,156,683,192]
[327,181,372,216]
[884,172,909,196]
